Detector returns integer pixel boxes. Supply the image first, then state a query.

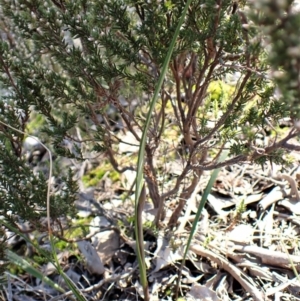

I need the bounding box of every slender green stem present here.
[134,1,193,299]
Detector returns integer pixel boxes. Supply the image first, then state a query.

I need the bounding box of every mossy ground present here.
[82,162,120,187]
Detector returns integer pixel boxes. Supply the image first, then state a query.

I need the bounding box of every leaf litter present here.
[3,139,300,301]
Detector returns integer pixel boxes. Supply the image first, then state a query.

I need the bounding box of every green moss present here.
[66,225,87,239]
[126,216,135,224]
[9,264,25,276]
[82,162,120,187]
[65,216,93,239]
[32,254,49,265]
[75,216,93,225]
[54,240,69,251]
[110,170,120,182]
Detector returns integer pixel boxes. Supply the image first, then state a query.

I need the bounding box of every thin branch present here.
[190,244,265,301]
[191,128,300,171]
[282,141,300,151]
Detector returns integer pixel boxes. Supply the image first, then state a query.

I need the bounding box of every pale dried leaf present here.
[186,284,221,301]
[279,198,300,214]
[228,224,253,244]
[258,187,284,210]
[77,240,105,275]
[153,237,183,272]
[207,193,232,218]
[93,230,120,264]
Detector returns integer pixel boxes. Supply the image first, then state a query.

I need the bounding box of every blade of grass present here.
[2,221,88,301]
[134,1,193,300]
[5,250,65,293]
[175,149,230,299]
[49,235,89,301]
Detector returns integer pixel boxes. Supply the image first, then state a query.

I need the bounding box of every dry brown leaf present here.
[92,230,120,264]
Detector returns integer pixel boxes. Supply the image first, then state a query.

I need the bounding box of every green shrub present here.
[0,0,300,297]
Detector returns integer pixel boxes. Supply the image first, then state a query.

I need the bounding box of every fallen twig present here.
[190,244,265,301]
[233,244,300,271]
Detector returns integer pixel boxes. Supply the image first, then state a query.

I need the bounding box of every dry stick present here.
[190,244,265,301]
[233,244,300,272]
[282,141,300,151]
[0,120,53,236]
[168,171,202,227]
[151,132,189,224]
[188,49,222,125]
[170,62,185,126]
[158,68,251,219]
[145,148,161,209]
[276,173,300,200]
[190,127,300,172]
[265,276,299,297]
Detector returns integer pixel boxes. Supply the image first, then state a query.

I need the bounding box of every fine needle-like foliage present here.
[0,0,300,299]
